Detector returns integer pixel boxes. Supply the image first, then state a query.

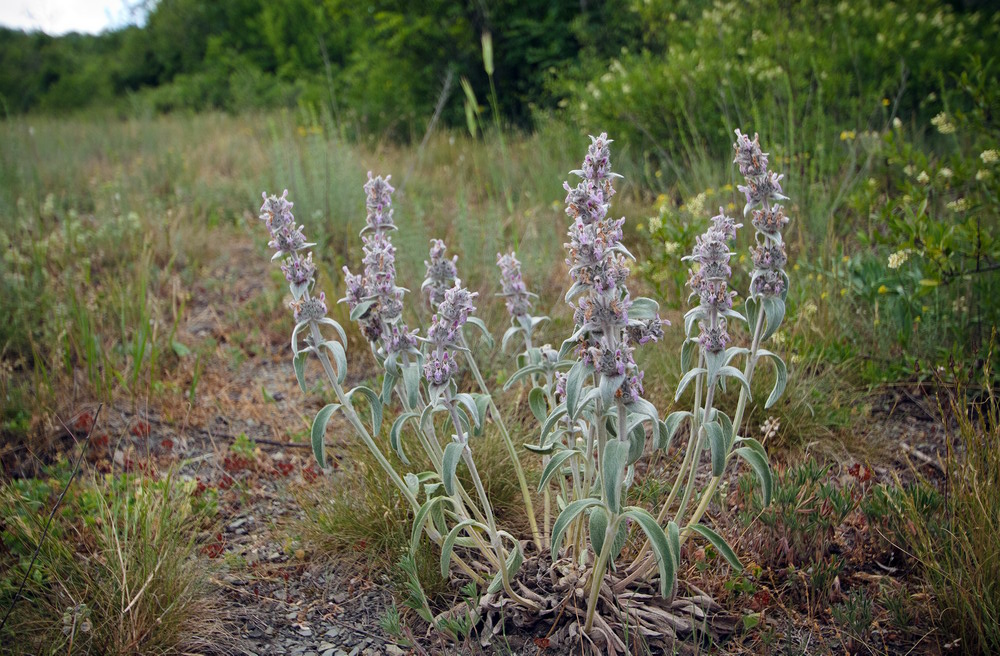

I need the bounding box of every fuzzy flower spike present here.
[734,130,791,302]
[340,173,419,364]
[423,281,478,397]
[563,133,667,407]
[422,239,458,308]
[259,190,325,321]
[683,208,742,365]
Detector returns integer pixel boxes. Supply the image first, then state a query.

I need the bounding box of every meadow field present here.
[2,2,999,655]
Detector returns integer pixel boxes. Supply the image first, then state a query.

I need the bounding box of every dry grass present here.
[0,468,236,655]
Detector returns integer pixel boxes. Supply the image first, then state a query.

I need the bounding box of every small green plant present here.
[832,588,875,651]
[863,348,1000,653]
[0,468,227,655]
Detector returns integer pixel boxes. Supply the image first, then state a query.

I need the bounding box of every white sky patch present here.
[0,0,133,35]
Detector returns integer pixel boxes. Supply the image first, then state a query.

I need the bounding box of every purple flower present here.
[422,282,478,387]
[291,292,328,323]
[561,133,661,406]
[496,252,534,320]
[341,173,418,357]
[363,172,396,233]
[281,252,316,286]
[425,240,458,307]
[697,319,730,354]
[733,130,769,179]
[734,129,791,299]
[750,206,789,237]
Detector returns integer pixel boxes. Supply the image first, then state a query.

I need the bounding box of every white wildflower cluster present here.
[887,249,912,269]
[931,112,956,134]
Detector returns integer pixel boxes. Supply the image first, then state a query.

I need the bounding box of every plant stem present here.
[460,333,541,549]
[680,306,766,546]
[583,516,618,633]
[448,399,537,609]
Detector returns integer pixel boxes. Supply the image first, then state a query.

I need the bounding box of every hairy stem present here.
[461,333,541,549]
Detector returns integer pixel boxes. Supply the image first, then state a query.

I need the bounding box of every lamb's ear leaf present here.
[761,296,786,342]
[629,296,660,320]
[441,520,486,578]
[464,317,495,349]
[599,374,625,405]
[565,360,590,419]
[623,507,677,599]
[589,506,609,558]
[602,440,630,514]
[660,411,692,451]
[349,299,377,322]
[538,449,582,492]
[716,366,751,397]
[346,385,383,434]
[486,539,525,595]
[316,318,348,346]
[745,297,759,333]
[471,393,491,436]
[674,368,707,401]
[703,420,727,476]
[410,496,454,555]
[453,394,482,431]
[442,442,465,497]
[381,371,397,406]
[550,498,602,558]
[558,337,577,359]
[501,325,521,353]
[667,521,681,569]
[389,412,421,466]
[503,364,546,391]
[310,403,341,468]
[402,363,421,409]
[528,387,548,423]
[539,403,568,443]
[734,438,773,506]
[681,338,698,373]
[690,524,742,571]
[322,340,348,385]
[293,351,309,392]
[756,349,787,409]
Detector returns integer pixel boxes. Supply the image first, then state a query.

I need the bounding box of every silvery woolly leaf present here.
[310,403,341,468]
[441,441,465,496]
[317,318,348,346]
[528,387,548,423]
[756,349,787,409]
[660,411,692,451]
[674,368,707,401]
[623,506,677,599]
[402,362,421,410]
[681,338,698,373]
[550,498,602,558]
[537,448,582,491]
[390,412,421,465]
[464,317,494,349]
[602,440,630,514]
[760,297,786,342]
[599,373,625,405]
[629,296,660,320]
[501,325,522,353]
[690,524,742,571]
[716,366,751,396]
[735,440,773,506]
[703,420,727,476]
[293,351,309,392]
[346,385,383,435]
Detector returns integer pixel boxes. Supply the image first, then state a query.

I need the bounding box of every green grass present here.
[0,466,230,655]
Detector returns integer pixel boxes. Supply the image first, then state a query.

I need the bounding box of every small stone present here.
[385,646,405,656]
[297,625,313,637]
